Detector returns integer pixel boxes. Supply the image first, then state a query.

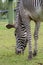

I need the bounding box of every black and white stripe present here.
[34,0,41,7]
[15,14,28,53]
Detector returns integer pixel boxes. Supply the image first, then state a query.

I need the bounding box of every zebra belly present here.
[22,0,43,21]
[35,6,43,21]
[32,10,43,21]
[24,8,43,22]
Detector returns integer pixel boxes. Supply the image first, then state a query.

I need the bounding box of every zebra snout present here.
[16,50,21,54]
[15,48,24,54]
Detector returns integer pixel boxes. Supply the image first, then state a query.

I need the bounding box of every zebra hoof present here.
[28,55,33,60]
[33,50,37,57]
[28,51,33,60]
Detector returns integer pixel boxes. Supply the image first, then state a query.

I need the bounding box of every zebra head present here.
[15,24,28,54]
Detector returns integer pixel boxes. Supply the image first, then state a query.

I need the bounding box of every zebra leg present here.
[26,21,33,59]
[21,17,33,59]
[33,21,40,56]
[19,1,32,59]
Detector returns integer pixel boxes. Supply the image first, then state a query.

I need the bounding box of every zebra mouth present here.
[15,48,24,54]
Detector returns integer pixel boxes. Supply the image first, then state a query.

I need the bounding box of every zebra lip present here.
[16,50,21,54]
[15,48,23,54]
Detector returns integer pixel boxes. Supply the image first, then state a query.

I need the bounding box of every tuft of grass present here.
[0,19,43,65]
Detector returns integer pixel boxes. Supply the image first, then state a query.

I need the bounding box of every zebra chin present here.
[15,48,24,54]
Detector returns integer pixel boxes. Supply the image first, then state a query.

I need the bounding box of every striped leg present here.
[19,1,33,59]
[33,21,40,56]
[25,20,32,59]
[20,4,32,59]
[21,16,33,59]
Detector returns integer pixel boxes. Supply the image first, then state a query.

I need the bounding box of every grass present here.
[0,19,43,65]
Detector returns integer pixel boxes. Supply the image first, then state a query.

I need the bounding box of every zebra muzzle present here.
[15,48,24,54]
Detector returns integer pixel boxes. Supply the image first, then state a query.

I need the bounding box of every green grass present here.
[0,19,43,65]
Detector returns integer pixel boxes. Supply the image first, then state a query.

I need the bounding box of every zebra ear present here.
[6,24,15,29]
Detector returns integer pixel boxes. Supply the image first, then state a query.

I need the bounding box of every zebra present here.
[6,0,43,59]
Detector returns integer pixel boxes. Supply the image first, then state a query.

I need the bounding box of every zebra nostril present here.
[15,48,22,54]
[18,50,21,54]
[16,50,21,54]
